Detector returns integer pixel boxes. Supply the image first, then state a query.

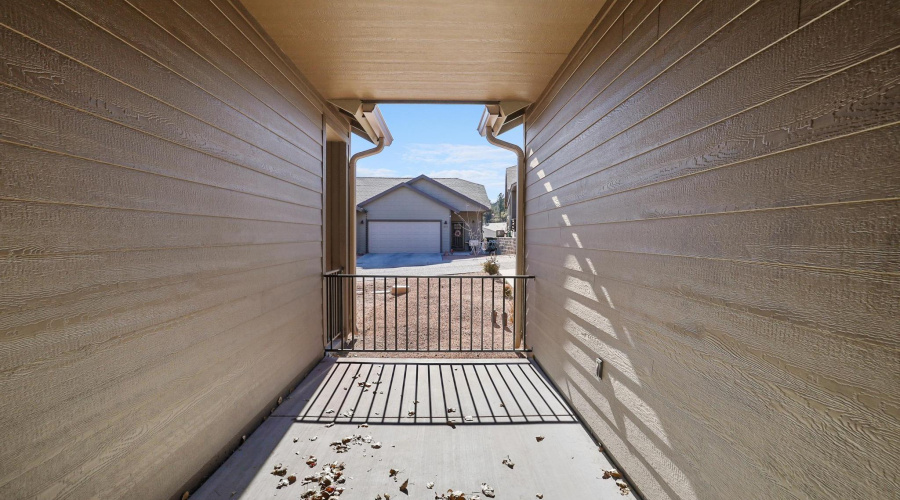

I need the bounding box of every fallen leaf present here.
[446,421,456,429]
[293,437,299,443]
[535,436,545,442]
[325,422,335,428]
[502,456,515,469]
[400,478,409,492]
[481,483,496,497]
[426,482,435,489]
[181,492,190,500]
[602,469,623,480]
[277,478,290,489]
[536,494,543,499]
[447,407,456,413]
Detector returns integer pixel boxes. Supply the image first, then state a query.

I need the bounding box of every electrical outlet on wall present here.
[596,358,603,379]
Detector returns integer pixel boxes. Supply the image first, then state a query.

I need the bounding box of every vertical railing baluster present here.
[394,277,398,351]
[405,277,409,351]
[448,278,451,350]
[480,277,484,350]
[469,277,473,350]
[491,277,496,350]
[502,275,506,351]
[458,277,462,350]
[523,277,529,350]
[416,277,420,351]
[383,277,387,352]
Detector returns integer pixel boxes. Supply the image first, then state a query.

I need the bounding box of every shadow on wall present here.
[525,244,699,500]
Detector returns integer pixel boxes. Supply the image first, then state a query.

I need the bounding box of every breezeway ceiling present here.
[238,0,607,102]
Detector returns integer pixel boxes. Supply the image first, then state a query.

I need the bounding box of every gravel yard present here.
[343,272,523,358]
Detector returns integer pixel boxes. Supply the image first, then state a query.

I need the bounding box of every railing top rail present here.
[323,268,344,276]
[327,274,535,279]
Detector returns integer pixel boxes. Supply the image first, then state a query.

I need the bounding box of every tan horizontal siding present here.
[523,0,900,498]
[0,0,346,498]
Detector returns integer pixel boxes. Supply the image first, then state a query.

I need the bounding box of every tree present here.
[490,192,506,222]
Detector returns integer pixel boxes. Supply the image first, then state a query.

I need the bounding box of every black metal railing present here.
[324,268,344,347]
[324,274,534,352]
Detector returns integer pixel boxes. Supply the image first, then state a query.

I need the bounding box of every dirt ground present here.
[340,272,524,358]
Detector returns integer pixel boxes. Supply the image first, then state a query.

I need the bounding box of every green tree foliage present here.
[486,192,506,223]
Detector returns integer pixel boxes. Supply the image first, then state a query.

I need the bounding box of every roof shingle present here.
[356,176,490,208]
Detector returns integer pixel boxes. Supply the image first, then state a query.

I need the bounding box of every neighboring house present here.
[483,222,507,238]
[356,175,490,254]
[505,166,517,236]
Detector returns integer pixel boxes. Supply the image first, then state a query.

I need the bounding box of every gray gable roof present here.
[357,176,490,209]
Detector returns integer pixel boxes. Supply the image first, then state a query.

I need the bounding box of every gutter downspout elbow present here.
[484,129,526,349]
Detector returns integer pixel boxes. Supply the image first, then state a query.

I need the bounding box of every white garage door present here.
[368,221,440,253]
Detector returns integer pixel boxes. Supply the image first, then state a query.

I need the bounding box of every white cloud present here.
[403,143,514,168]
[357,167,398,177]
[402,143,515,201]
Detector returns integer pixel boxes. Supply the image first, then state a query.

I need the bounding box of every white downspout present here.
[485,128,526,348]
[345,137,384,339]
[348,137,385,275]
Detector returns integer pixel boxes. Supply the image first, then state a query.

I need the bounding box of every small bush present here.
[503,283,513,299]
[482,257,500,275]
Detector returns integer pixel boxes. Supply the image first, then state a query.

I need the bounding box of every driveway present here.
[357,253,516,276]
[357,253,443,270]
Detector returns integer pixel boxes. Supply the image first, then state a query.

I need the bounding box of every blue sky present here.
[350,104,522,204]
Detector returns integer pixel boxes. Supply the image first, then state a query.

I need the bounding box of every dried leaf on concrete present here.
[602,469,623,480]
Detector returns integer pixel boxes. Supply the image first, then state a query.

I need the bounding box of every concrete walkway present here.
[357,253,443,270]
[193,357,632,499]
[358,254,516,276]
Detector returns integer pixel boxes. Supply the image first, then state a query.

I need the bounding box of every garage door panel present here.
[368,221,440,253]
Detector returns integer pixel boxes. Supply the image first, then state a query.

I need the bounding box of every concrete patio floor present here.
[193,358,631,499]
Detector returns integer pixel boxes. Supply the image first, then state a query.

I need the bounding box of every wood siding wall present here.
[0,1,346,498]
[523,0,899,498]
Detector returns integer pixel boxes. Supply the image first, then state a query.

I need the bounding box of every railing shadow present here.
[282,359,577,425]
